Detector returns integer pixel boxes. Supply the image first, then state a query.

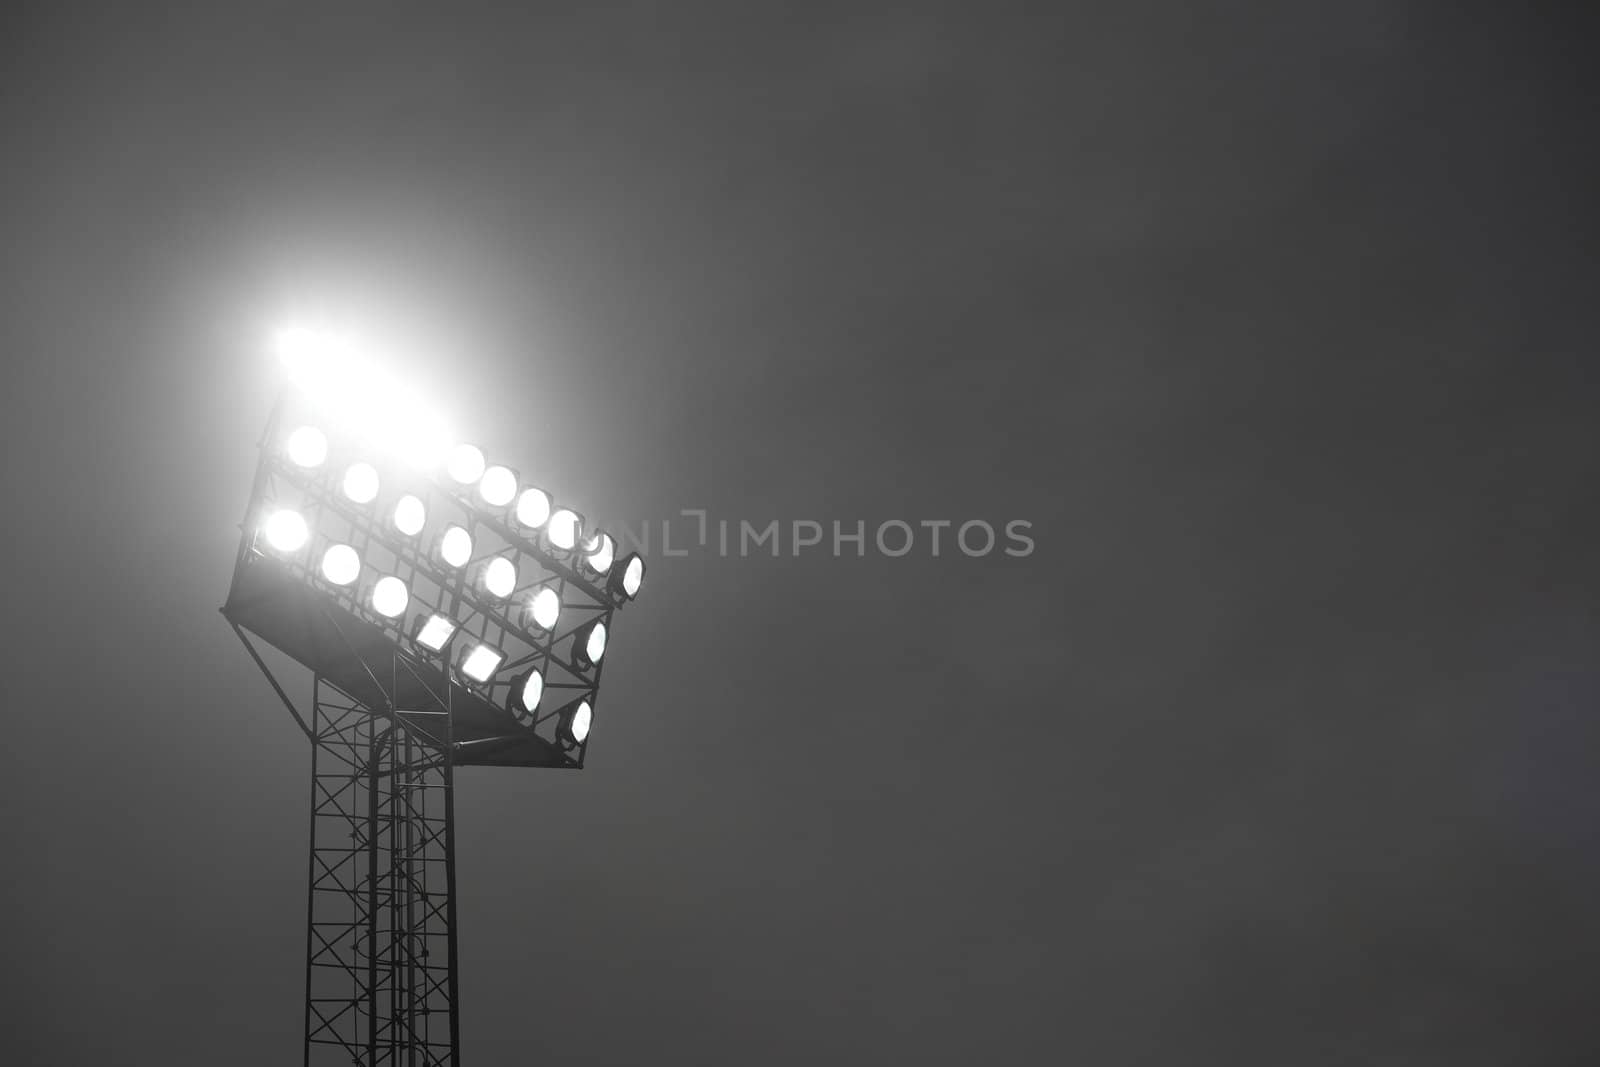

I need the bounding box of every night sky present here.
[4,4,1599,1064]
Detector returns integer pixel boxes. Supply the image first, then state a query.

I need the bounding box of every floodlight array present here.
[243,381,644,763]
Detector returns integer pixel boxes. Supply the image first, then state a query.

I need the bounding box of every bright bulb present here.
[584,621,608,665]
[622,555,645,598]
[529,587,560,630]
[371,576,409,618]
[447,444,485,485]
[320,543,360,585]
[417,613,456,651]
[285,426,328,468]
[583,533,615,575]
[461,644,503,684]
[483,556,517,598]
[516,488,551,528]
[440,525,472,567]
[570,700,592,743]
[263,509,309,552]
[548,509,580,550]
[479,465,517,507]
[343,462,380,504]
[393,494,426,536]
[519,670,543,712]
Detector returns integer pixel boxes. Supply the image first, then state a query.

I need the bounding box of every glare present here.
[583,533,615,575]
[285,426,328,468]
[274,326,387,435]
[569,700,592,743]
[529,587,560,630]
[371,576,409,618]
[440,525,473,567]
[621,555,645,598]
[393,494,426,536]
[274,325,363,397]
[583,621,608,665]
[390,407,453,471]
[483,556,517,598]
[320,544,360,585]
[519,670,543,712]
[447,444,486,485]
[272,324,450,470]
[263,509,309,552]
[479,465,517,507]
[343,462,380,504]
[416,613,456,651]
[366,388,448,469]
[461,644,503,684]
[547,508,580,550]
[515,487,551,529]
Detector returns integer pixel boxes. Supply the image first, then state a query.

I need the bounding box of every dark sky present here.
[4,3,1598,1064]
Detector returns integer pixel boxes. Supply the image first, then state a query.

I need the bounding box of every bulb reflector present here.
[440,525,472,568]
[371,576,408,618]
[584,621,608,665]
[479,465,517,507]
[343,462,380,504]
[548,509,580,550]
[393,494,426,536]
[529,587,560,630]
[417,614,456,651]
[263,509,309,552]
[622,555,645,598]
[515,488,551,528]
[321,543,360,585]
[285,426,328,468]
[583,533,615,575]
[461,644,503,683]
[483,556,517,598]
[520,670,543,712]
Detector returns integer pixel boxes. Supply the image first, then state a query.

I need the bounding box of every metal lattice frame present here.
[305,669,459,1066]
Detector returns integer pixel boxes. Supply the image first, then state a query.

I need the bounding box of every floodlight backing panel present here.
[224,553,574,769]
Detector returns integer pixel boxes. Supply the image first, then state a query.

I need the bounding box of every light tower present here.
[222,327,646,1065]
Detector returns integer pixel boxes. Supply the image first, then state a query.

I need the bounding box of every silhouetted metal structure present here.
[224,379,644,1065]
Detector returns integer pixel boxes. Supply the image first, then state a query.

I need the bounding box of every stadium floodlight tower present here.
[221,326,647,1066]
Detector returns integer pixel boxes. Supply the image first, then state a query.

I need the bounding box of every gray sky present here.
[3,3,1598,1064]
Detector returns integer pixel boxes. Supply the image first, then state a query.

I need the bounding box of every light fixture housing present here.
[478,465,517,508]
[546,508,582,552]
[414,613,457,653]
[320,543,361,586]
[527,587,560,631]
[611,553,645,600]
[514,487,551,529]
[263,509,309,553]
[507,667,544,725]
[392,494,427,536]
[439,524,473,568]
[285,425,328,468]
[582,532,615,576]
[459,643,504,686]
[371,576,409,618]
[482,555,517,598]
[342,462,380,505]
[557,698,593,745]
[573,619,608,668]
